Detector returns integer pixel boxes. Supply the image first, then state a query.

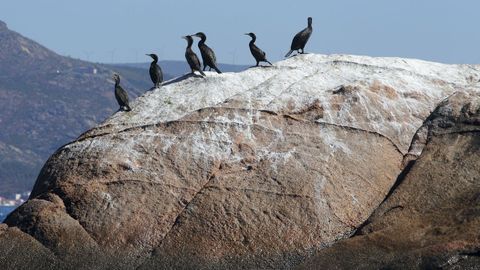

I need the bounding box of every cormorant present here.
[182,35,206,76]
[285,17,313,57]
[146,53,163,88]
[192,32,222,73]
[245,32,273,66]
[112,73,131,111]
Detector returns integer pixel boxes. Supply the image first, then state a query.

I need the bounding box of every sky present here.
[1,0,480,65]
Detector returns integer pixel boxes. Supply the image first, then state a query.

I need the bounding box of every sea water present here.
[0,206,16,222]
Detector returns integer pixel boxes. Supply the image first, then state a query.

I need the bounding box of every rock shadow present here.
[163,73,205,86]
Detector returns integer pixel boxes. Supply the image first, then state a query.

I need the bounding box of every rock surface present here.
[0,223,65,269]
[297,91,480,269]
[2,54,480,269]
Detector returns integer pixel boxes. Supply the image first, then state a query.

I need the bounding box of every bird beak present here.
[244,33,249,35]
[181,36,187,39]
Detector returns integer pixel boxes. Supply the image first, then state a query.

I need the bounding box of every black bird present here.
[285,17,313,57]
[112,73,131,111]
[192,32,222,73]
[182,35,206,76]
[245,32,273,67]
[146,53,163,88]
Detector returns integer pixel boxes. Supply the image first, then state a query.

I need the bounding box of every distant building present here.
[0,192,29,206]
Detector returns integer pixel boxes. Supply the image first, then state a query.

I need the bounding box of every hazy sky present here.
[1,0,480,65]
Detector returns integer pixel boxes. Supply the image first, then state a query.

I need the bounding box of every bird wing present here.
[192,52,202,70]
[291,32,302,49]
[255,44,266,56]
[186,50,202,70]
[291,27,310,50]
[115,86,130,107]
[300,28,312,41]
[149,64,162,84]
[250,44,267,61]
[200,44,217,67]
[157,64,163,82]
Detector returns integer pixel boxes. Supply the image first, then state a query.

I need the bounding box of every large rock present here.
[3,54,480,269]
[0,223,65,269]
[298,91,480,269]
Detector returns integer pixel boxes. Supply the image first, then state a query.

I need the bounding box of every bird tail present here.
[285,50,294,58]
[267,60,273,66]
[199,70,206,76]
[125,105,132,111]
[213,66,222,74]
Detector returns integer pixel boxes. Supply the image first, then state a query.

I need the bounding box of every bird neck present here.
[115,80,120,86]
[198,37,206,46]
[186,40,193,49]
[151,58,158,64]
[249,36,256,44]
[308,22,312,28]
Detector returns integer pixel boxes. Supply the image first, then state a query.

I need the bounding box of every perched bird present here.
[245,32,273,67]
[182,35,206,76]
[146,53,163,88]
[112,73,131,111]
[192,32,222,73]
[285,17,313,57]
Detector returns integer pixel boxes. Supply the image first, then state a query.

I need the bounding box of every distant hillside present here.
[0,20,249,196]
[0,20,145,196]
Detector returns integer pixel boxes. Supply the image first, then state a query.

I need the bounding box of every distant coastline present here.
[0,192,30,222]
